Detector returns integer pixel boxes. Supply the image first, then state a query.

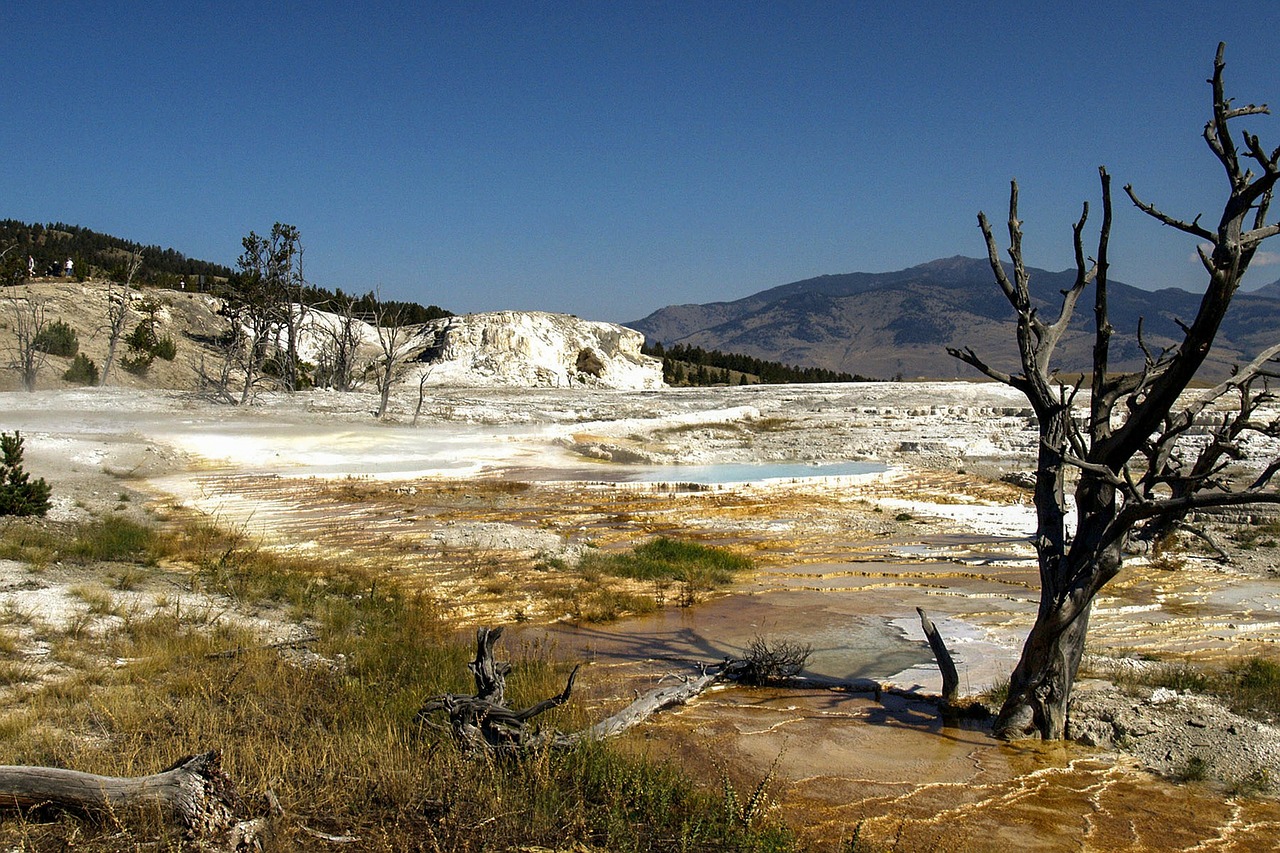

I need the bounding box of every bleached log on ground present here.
[417,626,748,752]
[0,751,256,844]
[550,659,749,746]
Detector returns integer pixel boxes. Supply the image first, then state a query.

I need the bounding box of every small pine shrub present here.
[0,431,51,517]
[125,319,158,354]
[121,351,154,376]
[62,353,99,385]
[122,312,177,372]
[33,319,78,357]
[153,335,177,361]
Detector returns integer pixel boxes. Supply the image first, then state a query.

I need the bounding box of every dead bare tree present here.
[99,249,142,386]
[278,232,307,394]
[4,295,49,391]
[372,301,416,420]
[412,366,433,426]
[313,294,365,392]
[948,44,1280,740]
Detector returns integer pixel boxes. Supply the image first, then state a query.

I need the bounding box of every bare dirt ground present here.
[4,382,1280,850]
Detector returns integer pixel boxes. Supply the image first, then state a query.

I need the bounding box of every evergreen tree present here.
[0,431,51,517]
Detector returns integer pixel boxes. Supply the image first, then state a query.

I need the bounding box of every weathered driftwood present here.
[417,627,580,752]
[916,607,959,706]
[0,751,251,841]
[417,627,749,752]
[553,659,749,746]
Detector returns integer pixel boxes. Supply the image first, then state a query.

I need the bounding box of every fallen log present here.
[551,659,748,746]
[418,627,749,752]
[0,751,253,843]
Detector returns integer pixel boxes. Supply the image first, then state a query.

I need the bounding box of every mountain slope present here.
[630,257,1280,380]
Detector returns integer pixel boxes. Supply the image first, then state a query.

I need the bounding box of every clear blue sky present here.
[5,2,1279,321]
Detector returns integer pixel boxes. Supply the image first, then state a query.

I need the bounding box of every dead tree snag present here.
[917,607,959,706]
[948,43,1280,740]
[417,626,750,753]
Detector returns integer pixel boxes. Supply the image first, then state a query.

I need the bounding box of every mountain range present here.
[628,256,1280,381]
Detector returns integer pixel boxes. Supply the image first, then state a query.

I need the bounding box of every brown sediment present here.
[143,467,1280,850]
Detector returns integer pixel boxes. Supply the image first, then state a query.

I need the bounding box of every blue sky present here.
[5,2,1280,321]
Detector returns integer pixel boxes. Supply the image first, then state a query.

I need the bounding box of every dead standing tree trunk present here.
[948,44,1280,740]
[917,607,958,707]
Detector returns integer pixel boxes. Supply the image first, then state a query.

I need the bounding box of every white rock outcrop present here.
[411,311,663,390]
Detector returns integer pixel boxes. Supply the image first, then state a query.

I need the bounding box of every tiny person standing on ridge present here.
[64,258,73,278]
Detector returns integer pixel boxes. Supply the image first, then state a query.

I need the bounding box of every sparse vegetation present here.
[1107,655,1280,723]
[0,516,796,851]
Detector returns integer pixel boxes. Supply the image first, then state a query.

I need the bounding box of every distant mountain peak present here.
[627,258,1280,380]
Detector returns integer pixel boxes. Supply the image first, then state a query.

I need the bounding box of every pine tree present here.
[0,431,52,517]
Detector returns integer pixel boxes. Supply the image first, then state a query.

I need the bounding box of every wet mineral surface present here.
[7,385,1280,850]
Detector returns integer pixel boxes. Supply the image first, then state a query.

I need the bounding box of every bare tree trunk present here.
[0,752,248,840]
[373,302,413,420]
[100,251,141,386]
[412,369,432,426]
[916,607,958,707]
[4,296,49,391]
[994,603,1093,739]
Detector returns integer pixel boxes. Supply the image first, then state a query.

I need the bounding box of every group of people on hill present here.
[25,255,74,278]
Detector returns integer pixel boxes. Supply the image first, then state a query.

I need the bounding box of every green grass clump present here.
[581,536,751,585]
[0,516,162,566]
[1107,655,1280,724]
[66,516,160,563]
[1225,656,1280,720]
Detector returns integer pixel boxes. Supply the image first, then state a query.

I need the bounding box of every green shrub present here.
[580,537,751,585]
[121,306,176,372]
[153,335,177,361]
[33,319,78,357]
[0,431,51,517]
[62,353,99,385]
[120,351,154,375]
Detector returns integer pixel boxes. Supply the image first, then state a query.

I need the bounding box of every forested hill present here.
[1,220,453,324]
[1,220,234,287]
[643,341,874,385]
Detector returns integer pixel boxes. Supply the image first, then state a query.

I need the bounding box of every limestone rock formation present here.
[413,311,662,390]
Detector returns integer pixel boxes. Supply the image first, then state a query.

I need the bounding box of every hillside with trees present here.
[644,341,875,385]
[0,220,452,325]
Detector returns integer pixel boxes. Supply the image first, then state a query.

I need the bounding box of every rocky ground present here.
[3,381,1280,848]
